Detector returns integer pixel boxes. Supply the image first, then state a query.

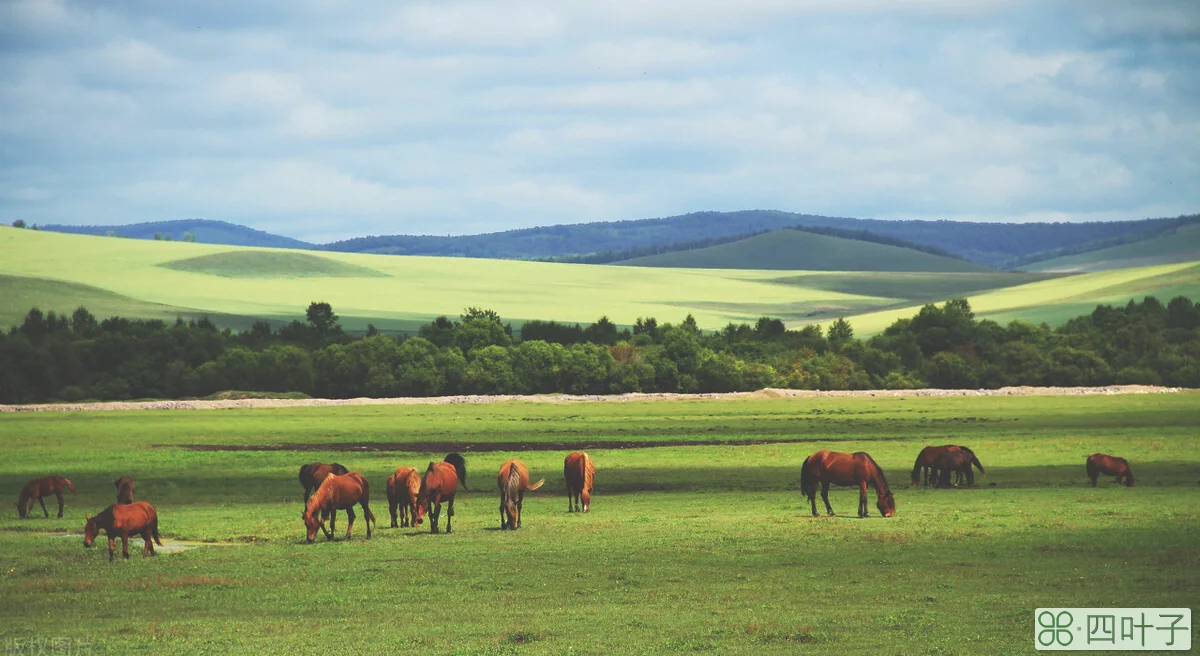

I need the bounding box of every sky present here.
[1,1,1198,243]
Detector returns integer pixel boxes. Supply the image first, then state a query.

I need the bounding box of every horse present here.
[83,502,162,562]
[114,476,135,504]
[418,453,468,534]
[16,476,76,518]
[386,467,425,528]
[302,472,375,542]
[912,445,960,487]
[1087,454,1135,487]
[563,451,595,513]
[800,450,895,518]
[498,460,545,530]
[298,462,349,506]
[932,446,986,488]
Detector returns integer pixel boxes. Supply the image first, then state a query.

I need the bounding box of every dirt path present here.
[0,385,1183,413]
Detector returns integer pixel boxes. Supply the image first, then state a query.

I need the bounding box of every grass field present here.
[617,230,990,273]
[1,393,1198,654]
[1023,223,1200,273]
[2,227,1198,335]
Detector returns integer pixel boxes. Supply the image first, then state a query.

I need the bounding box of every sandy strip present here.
[0,385,1184,413]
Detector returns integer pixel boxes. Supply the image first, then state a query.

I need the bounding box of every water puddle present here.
[47,533,241,554]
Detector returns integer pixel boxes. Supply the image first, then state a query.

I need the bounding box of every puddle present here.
[47,533,241,554]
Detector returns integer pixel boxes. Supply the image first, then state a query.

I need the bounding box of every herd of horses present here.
[12,448,1135,557]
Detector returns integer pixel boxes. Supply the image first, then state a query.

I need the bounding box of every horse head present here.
[15,501,26,519]
[82,514,98,547]
[877,491,896,518]
[302,508,330,543]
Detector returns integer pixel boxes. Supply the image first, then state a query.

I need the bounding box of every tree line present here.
[1,296,1197,404]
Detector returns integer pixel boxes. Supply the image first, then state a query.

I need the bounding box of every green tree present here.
[462,345,516,394]
[306,302,341,343]
[11,219,26,228]
[826,318,854,351]
[511,340,569,394]
[456,317,511,354]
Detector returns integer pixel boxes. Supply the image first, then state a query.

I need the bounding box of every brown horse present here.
[801,450,895,518]
[302,472,375,542]
[418,453,468,534]
[16,476,76,518]
[386,467,425,528]
[1087,454,1135,487]
[498,460,545,530]
[114,476,135,504]
[932,446,986,488]
[298,462,349,506]
[564,451,595,513]
[83,502,162,561]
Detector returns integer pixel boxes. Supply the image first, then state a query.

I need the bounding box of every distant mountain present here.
[40,219,311,250]
[320,210,1182,268]
[1020,218,1200,272]
[616,229,991,273]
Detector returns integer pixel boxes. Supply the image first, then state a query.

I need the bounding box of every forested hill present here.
[40,220,311,249]
[320,210,1182,268]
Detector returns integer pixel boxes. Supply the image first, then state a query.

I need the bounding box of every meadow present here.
[1,392,1198,654]
[3,227,1199,335]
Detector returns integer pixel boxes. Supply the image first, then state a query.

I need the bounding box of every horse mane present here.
[444,453,469,491]
[305,473,339,516]
[858,453,890,492]
[331,463,349,475]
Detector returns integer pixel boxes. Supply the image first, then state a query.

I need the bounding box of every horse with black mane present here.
[932,446,986,488]
[498,460,544,530]
[418,453,469,534]
[801,450,895,518]
[16,476,76,519]
[302,472,375,542]
[298,462,349,506]
[1087,453,1134,487]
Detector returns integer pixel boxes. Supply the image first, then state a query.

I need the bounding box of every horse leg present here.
[445,497,454,534]
[108,536,116,562]
[500,494,507,530]
[430,501,440,534]
[517,491,523,530]
[121,533,130,560]
[143,531,153,557]
[859,481,868,518]
[821,482,834,516]
[389,498,398,528]
[327,509,337,541]
[809,488,818,517]
[345,506,356,540]
[37,496,49,518]
[55,491,65,518]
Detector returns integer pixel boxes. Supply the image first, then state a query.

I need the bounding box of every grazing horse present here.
[302,472,375,542]
[16,476,76,518]
[418,453,469,535]
[933,446,986,488]
[114,476,136,504]
[911,445,958,487]
[83,502,162,562]
[563,452,595,513]
[1087,454,1135,487]
[498,460,545,530]
[801,450,896,518]
[386,467,425,528]
[298,462,349,506]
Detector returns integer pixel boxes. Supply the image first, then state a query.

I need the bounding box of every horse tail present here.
[972,456,986,476]
[1124,464,1135,487]
[800,456,815,498]
[151,515,163,546]
[445,453,469,491]
[911,452,924,486]
[583,453,594,493]
[365,505,377,531]
[527,478,545,492]
[63,478,77,495]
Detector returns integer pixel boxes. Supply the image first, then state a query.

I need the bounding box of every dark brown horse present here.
[933,446,986,488]
[498,460,545,530]
[418,453,468,534]
[16,476,76,518]
[298,462,349,506]
[386,467,425,528]
[114,476,135,504]
[302,472,375,542]
[83,502,162,561]
[1087,454,1134,487]
[563,451,595,513]
[801,450,895,518]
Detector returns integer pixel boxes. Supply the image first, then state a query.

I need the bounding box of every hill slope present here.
[320,210,1183,267]
[40,219,312,249]
[616,229,991,272]
[1021,222,1200,272]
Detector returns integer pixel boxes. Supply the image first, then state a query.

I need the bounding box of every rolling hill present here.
[1020,222,1200,273]
[39,219,312,250]
[616,229,992,272]
[2,227,1197,336]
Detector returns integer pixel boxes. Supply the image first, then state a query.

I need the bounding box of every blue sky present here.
[1,0,1197,242]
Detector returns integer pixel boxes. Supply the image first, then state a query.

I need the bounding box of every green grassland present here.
[1022,223,1200,273]
[1,393,1198,654]
[617,230,991,273]
[2,227,1199,335]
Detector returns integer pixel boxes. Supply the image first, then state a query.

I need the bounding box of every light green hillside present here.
[839,262,1200,334]
[1022,222,1200,272]
[0,227,889,329]
[618,229,991,272]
